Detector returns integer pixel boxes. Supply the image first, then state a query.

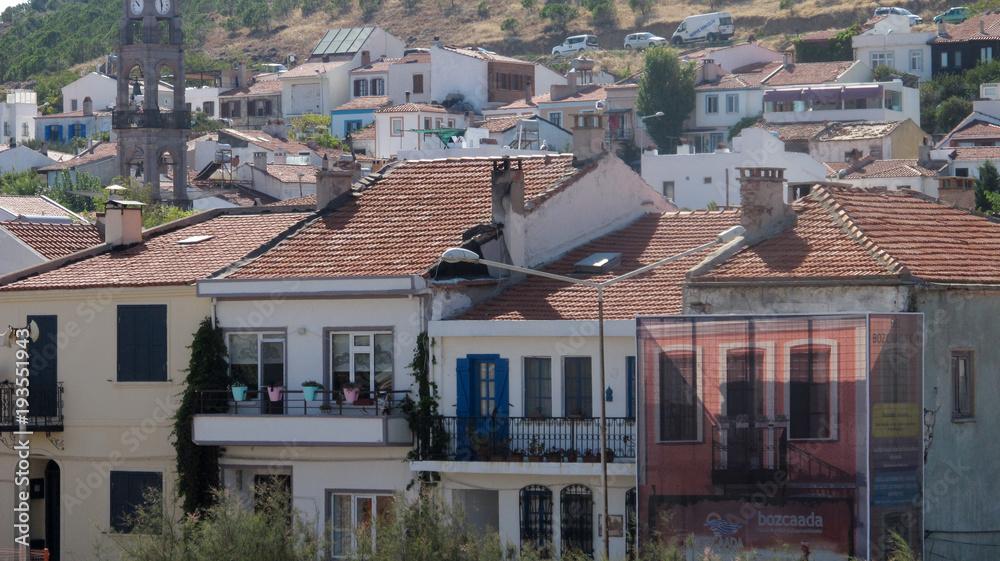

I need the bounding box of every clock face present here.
[155,0,170,14]
[129,0,143,15]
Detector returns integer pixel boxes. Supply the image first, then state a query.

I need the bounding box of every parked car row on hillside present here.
[552,11,735,56]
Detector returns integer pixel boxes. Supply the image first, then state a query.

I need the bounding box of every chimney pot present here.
[103,201,143,246]
[571,113,605,161]
[524,77,533,105]
[491,156,525,224]
[405,91,411,103]
[253,151,267,169]
[361,50,371,66]
[83,96,93,116]
[316,154,358,210]
[738,166,796,242]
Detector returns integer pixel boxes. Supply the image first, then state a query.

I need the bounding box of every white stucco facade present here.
[62,72,117,113]
[0,145,55,174]
[764,80,920,127]
[430,45,489,111]
[387,60,431,105]
[2,91,38,146]
[853,15,935,82]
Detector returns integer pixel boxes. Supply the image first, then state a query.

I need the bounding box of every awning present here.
[841,84,884,100]
[763,89,803,102]
[803,86,843,102]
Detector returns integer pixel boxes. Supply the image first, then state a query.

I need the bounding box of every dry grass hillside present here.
[200,0,957,76]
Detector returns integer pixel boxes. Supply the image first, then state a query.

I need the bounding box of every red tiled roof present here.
[949,120,1000,139]
[225,155,581,279]
[762,61,856,86]
[697,69,771,91]
[265,164,319,184]
[951,146,1000,160]
[495,96,542,110]
[537,85,607,104]
[375,102,450,114]
[348,125,376,140]
[267,194,316,206]
[933,12,1000,43]
[211,186,280,207]
[751,121,828,141]
[799,29,840,42]
[38,142,117,172]
[458,211,742,320]
[477,115,523,132]
[281,59,351,78]
[1,222,101,259]
[698,185,1000,283]
[815,120,904,141]
[334,96,390,111]
[824,159,946,179]
[0,196,72,218]
[219,129,313,155]
[2,211,311,291]
[220,79,283,97]
[35,110,111,119]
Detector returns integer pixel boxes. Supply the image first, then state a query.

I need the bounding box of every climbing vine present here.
[172,317,230,514]
[402,332,447,489]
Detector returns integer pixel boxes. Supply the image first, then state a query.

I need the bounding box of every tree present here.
[635,46,696,152]
[936,96,972,134]
[793,24,858,63]
[290,113,332,140]
[172,318,230,515]
[627,0,654,17]
[976,160,1000,213]
[359,0,381,21]
[501,17,519,35]
[728,115,761,141]
[584,0,616,29]
[539,3,577,33]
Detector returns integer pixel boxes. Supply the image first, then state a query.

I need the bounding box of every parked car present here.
[671,12,735,45]
[624,32,667,50]
[874,6,924,24]
[552,34,600,56]
[933,6,970,23]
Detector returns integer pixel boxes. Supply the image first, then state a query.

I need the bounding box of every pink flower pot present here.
[267,386,284,402]
[343,387,360,404]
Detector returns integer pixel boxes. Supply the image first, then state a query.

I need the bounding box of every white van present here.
[671,12,735,45]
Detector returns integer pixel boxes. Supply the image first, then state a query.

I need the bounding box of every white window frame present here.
[329,330,393,394]
[725,93,739,114]
[871,52,894,70]
[941,52,948,68]
[705,94,719,114]
[910,50,923,72]
[226,331,286,390]
[783,338,839,441]
[390,117,403,137]
[656,345,704,443]
[983,47,994,63]
[328,492,394,558]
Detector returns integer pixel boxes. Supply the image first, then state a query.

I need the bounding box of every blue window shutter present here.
[57,125,62,140]
[117,307,137,381]
[44,126,50,141]
[150,307,167,381]
[81,124,86,138]
[626,356,636,420]
[456,358,471,418]
[118,305,167,382]
[495,358,509,416]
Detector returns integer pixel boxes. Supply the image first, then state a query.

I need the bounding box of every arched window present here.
[520,485,552,555]
[560,484,593,556]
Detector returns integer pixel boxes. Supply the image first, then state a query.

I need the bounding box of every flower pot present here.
[526,455,543,463]
[230,386,248,401]
[582,455,600,463]
[343,387,360,404]
[302,386,320,401]
[267,386,284,402]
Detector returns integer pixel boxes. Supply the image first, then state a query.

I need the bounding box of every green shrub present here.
[501,17,518,33]
[477,0,489,18]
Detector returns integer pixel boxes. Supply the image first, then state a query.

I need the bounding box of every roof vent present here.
[574,252,621,274]
[178,235,214,245]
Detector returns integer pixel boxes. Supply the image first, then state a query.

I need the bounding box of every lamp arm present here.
[473,258,602,288]
[599,238,720,287]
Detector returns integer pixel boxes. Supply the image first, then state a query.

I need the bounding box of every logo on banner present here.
[704,513,742,536]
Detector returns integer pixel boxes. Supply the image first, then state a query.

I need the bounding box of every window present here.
[941,52,948,68]
[910,50,923,72]
[231,101,241,118]
[371,78,384,96]
[345,120,363,136]
[563,357,592,417]
[549,111,562,128]
[354,79,369,97]
[659,351,698,441]
[390,117,403,136]
[329,493,393,558]
[203,101,214,116]
[704,176,712,184]
[560,485,593,556]
[626,356,636,420]
[984,47,994,63]
[789,345,831,439]
[412,74,424,94]
[952,350,974,419]
[447,119,455,127]
[22,122,28,137]
[110,471,162,533]
[520,485,553,553]
[71,99,78,111]
[955,51,962,67]
[228,332,285,413]
[524,357,552,417]
[2,122,8,136]
[26,316,58,418]
[726,94,739,113]
[705,95,719,114]
[331,332,393,396]
[662,181,675,201]
[871,52,894,70]
[117,305,167,382]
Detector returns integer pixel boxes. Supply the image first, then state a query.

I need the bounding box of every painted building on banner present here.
[637,313,923,561]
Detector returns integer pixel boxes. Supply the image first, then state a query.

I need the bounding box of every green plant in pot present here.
[229,381,248,402]
[342,380,361,404]
[301,380,323,401]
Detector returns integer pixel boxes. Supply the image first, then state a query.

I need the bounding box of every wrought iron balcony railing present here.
[0,381,64,432]
[113,109,192,130]
[711,416,787,485]
[411,415,636,462]
[193,388,410,417]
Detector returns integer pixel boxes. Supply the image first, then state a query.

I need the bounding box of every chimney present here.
[103,200,144,246]
[405,91,411,103]
[316,154,359,210]
[918,145,931,166]
[253,151,267,169]
[571,113,605,162]
[782,51,794,67]
[274,150,287,165]
[938,20,947,36]
[937,176,976,209]
[738,167,796,242]
[491,156,525,225]
[465,111,474,128]
[238,62,248,88]
[981,19,985,34]
[40,142,48,156]
[431,36,444,48]
[323,54,331,63]
[703,60,722,82]
[524,77,533,105]
[83,96,93,116]
[361,50,371,66]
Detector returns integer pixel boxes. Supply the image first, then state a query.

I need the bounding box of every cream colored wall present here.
[0,286,209,560]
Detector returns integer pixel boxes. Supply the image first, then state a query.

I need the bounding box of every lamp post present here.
[441,224,745,561]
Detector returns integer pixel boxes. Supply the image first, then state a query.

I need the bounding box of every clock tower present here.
[114,0,188,204]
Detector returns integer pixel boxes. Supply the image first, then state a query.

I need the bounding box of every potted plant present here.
[582,448,600,463]
[319,403,334,414]
[563,448,579,463]
[229,382,248,402]
[544,446,562,462]
[342,380,361,404]
[526,437,545,462]
[491,439,511,462]
[266,385,284,402]
[602,447,616,463]
[301,380,323,401]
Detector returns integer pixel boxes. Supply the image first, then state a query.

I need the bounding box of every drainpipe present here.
[211,297,218,329]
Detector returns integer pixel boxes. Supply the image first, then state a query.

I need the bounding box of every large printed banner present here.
[650,495,854,561]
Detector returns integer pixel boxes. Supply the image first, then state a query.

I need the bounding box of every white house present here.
[852,14,936,82]
[0,221,100,276]
[0,144,56,175]
[688,61,779,153]
[372,100,465,159]
[37,141,118,186]
[331,95,389,139]
[763,79,921,127]
[680,42,785,73]
[386,53,432,106]
[186,85,222,118]
[62,72,117,113]
[35,98,113,143]
[2,90,37,146]
[641,127,829,209]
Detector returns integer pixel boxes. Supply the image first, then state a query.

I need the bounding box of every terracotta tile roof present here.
[375,102,450,114]
[537,85,608,104]
[211,186,280,207]
[751,121,828,141]
[0,196,72,218]
[220,79,284,97]
[281,59,351,78]
[37,142,117,172]
[348,125,376,140]
[352,57,401,73]
[815,120,904,141]
[225,155,582,279]
[1,222,101,259]
[267,194,316,206]
[951,146,1000,159]
[333,95,390,111]
[933,12,1000,43]
[495,96,542,110]
[698,185,1000,283]
[477,115,523,132]
[949,120,1000,139]
[457,211,742,320]
[824,159,946,179]
[443,46,527,64]
[762,61,857,86]
[35,110,111,119]
[219,129,313,155]
[731,61,783,75]
[697,69,771,91]
[264,164,319,184]
[799,29,840,42]
[1,211,312,291]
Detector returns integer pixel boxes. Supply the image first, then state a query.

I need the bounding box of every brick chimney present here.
[491,156,525,225]
[571,113,605,162]
[103,199,144,246]
[361,50,371,66]
[83,96,93,116]
[937,176,976,209]
[316,153,359,210]
[738,167,796,242]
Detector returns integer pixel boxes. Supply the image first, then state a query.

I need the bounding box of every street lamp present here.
[441,224,745,561]
[640,111,664,121]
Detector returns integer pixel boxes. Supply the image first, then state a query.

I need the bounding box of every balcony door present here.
[27,316,58,418]
[228,332,285,414]
[456,355,509,459]
[724,348,765,470]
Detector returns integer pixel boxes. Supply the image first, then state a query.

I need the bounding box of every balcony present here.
[191,389,411,447]
[0,381,64,432]
[113,109,192,130]
[711,416,787,486]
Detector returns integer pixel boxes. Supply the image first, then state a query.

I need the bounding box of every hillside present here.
[1,0,960,87]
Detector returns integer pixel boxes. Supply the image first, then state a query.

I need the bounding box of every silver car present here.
[624,31,667,50]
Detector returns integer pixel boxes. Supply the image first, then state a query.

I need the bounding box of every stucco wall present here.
[430,47,488,111]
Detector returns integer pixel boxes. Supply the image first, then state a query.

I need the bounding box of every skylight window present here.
[574,252,621,274]
[178,235,213,245]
